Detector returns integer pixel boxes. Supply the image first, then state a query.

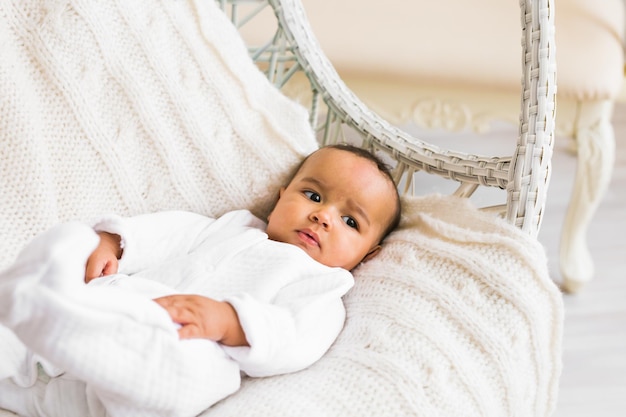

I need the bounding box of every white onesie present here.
[0,210,353,417]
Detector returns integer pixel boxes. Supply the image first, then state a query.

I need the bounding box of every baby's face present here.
[266,147,397,270]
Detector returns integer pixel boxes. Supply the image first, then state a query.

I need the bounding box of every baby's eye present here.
[304,191,321,202]
[342,216,358,229]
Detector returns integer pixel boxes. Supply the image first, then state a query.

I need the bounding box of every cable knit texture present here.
[203,195,563,417]
[0,0,318,272]
[0,0,563,416]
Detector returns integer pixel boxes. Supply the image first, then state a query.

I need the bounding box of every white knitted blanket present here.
[200,195,564,417]
[0,0,563,416]
[0,0,318,272]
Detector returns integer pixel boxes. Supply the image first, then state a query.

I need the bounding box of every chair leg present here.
[560,101,616,293]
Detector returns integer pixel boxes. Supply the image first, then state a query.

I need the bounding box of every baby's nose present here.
[311,210,332,228]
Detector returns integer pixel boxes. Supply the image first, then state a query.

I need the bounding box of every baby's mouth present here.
[297,229,319,247]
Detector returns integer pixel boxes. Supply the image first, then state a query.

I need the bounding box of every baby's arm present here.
[93,210,219,276]
[84,231,123,282]
[154,294,248,347]
[212,259,353,377]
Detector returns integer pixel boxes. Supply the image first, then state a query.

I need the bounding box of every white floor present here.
[547,103,626,417]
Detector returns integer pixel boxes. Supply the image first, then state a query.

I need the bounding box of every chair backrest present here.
[217,0,556,236]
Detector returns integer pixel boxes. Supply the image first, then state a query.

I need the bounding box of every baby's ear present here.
[362,245,382,263]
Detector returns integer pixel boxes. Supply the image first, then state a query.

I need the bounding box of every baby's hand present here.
[85,232,122,283]
[153,294,248,346]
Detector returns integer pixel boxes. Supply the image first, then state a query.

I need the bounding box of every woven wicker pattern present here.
[219,0,556,236]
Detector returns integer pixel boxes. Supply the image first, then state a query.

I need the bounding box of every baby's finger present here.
[177,323,202,339]
[101,259,119,276]
[154,296,193,324]
[153,295,177,309]
[84,259,105,283]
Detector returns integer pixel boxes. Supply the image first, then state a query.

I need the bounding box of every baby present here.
[0,144,401,417]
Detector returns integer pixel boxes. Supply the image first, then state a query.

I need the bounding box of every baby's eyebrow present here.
[300,177,324,188]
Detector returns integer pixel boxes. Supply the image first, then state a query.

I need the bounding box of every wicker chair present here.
[221,0,556,238]
[283,0,625,293]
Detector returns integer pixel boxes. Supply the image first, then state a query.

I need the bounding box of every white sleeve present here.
[92,210,216,275]
[221,269,353,377]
